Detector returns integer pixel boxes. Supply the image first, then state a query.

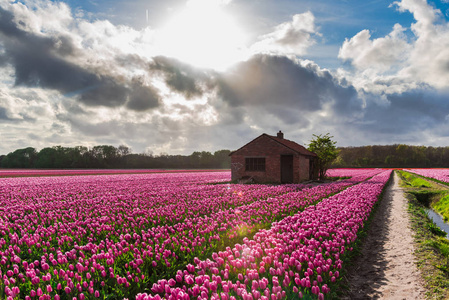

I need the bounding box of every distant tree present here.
[116,145,132,168]
[90,145,118,167]
[190,151,201,167]
[1,147,37,168]
[118,145,131,157]
[199,151,213,168]
[308,133,338,180]
[36,147,58,168]
[53,146,71,168]
[213,149,231,168]
[71,146,89,168]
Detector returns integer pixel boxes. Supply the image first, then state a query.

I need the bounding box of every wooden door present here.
[281,155,293,183]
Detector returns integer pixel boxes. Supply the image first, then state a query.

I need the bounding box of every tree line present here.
[0,145,231,169]
[332,144,449,168]
[2,143,449,170]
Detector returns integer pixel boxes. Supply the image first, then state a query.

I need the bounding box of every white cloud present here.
[392,0,440,34]
[395,0,449,89]
[76,19,157,62]
[3,0,73,34]
[339,24,410,73]
[339,0,449,93]
[251,12,318,56]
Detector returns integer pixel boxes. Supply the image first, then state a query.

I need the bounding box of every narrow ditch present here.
[409,190,449,238]
[426,209,449,238]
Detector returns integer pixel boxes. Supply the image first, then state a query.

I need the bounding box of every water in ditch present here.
[426,208,449,239]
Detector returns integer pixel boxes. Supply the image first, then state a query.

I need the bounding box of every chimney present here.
[277,130,284,139]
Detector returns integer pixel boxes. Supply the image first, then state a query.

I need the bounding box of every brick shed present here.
[229,131,317,183]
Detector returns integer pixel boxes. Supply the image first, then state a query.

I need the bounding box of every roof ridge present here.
[230,133,316,157]
[266,135,316,156]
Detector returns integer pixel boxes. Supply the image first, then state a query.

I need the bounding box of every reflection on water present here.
[426,209,449,239]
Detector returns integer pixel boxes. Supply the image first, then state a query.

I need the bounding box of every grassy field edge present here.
[398,170,449,299]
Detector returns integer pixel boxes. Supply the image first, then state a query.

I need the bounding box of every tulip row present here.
[325,168,382,179]
[138,170,392,300]
[407,168,449,184]
[0,169,225,178]
[0,169,383,299]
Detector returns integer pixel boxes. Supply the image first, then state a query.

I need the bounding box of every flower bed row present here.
[326,168,384,178]
[407,168,449,184]
[139,170,392,300]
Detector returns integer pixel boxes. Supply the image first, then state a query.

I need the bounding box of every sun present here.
[156,0,249,71]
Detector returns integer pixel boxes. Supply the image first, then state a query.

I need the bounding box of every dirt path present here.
[342,171,427,299]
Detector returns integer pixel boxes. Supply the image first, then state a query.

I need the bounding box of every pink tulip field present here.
[0,169,391,299]
[0,169,223,178]
[407,168,449,184]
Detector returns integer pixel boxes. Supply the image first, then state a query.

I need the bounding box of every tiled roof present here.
[266,134,317,157]
[230,133,317,157]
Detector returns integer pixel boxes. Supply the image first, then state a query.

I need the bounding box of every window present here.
[245,157,266,171]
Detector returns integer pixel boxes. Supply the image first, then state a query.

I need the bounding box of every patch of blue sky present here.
[63,85,100,98]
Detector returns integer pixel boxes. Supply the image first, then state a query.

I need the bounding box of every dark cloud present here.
[0,54,8,67]
[216,55,360,115]
[150,56,205,98]
[0,8,89,91]
[0,7,160,111]
[76,78,129,107]
[0,8,22,37]
[126,77,160,111]
[61,100,89,116]
[0,106,35,123]
[0,107,11,121]
[357,90,449,136]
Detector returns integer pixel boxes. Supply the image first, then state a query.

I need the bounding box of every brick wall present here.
[230,135,311,183]
[298,157,311,181]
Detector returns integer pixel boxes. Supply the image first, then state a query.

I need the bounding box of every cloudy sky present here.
[1,0,449,155]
